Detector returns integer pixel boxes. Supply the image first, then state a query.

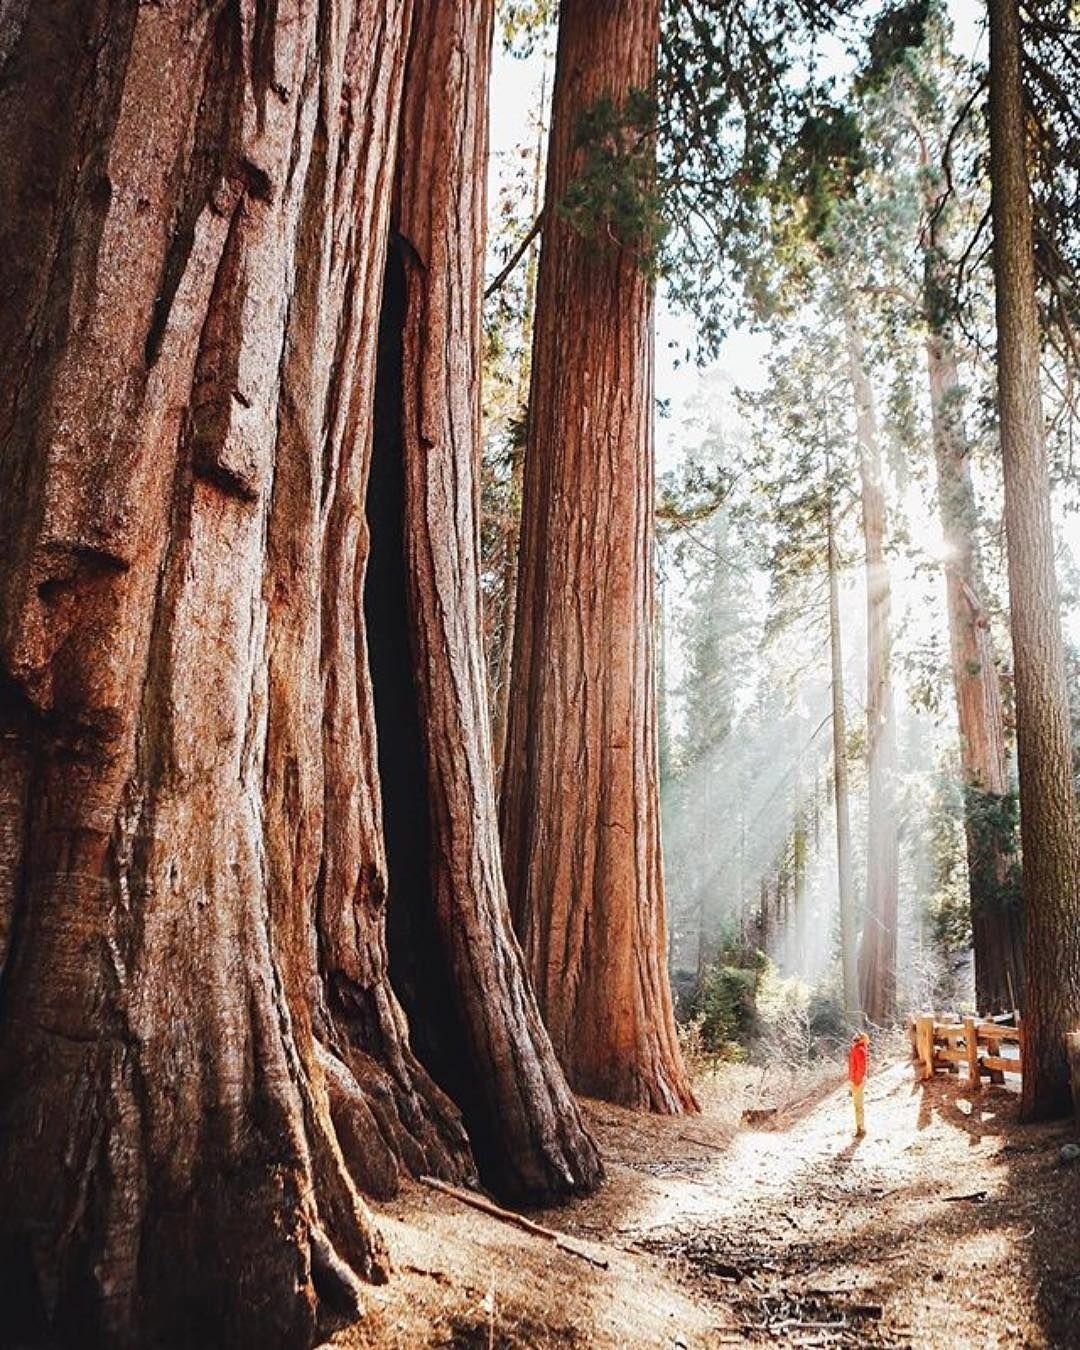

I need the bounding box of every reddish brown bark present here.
[844,309,899,1028]
[489,81,546,793]
[0,0,596,1341]
[500,0,695,1112]
[988,0,1080,1119]
[923,273,1024,1014]
[377,0,602,1203]
[0,4,416,1341]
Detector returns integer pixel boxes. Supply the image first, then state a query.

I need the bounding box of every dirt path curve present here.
[596,1060,1080,1347]
[339,1059,1080,1347]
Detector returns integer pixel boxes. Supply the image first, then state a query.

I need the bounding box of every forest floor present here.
[337,1052,1080,1348]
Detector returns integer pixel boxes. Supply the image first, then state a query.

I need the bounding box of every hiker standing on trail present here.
[848,1032,869,1137]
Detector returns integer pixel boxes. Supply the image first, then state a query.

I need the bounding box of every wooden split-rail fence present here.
[908,1014,1023,1090]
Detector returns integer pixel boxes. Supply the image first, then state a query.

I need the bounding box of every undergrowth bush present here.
[682,951,766,1059]
[678,952,851,1071]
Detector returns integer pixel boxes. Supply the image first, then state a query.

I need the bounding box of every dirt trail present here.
[338,1059,1080,1347]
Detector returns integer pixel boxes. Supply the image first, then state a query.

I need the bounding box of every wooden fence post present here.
[916,1015,935,1081]
[963,1017,981,1094]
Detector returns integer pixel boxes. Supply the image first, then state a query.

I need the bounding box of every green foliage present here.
[656,458,731,530]
[677,509,748,761]
[922,768,972,969]
[687,955,766,1058]
[657,0,851,355]
[499,0,555,58]
[805,974,853,1045]
[755,964,850,1061]
[774,106,867,252]
[964,785,1022,912]
[1016,0,1080,378]
[854,0,931,98]
[559,89,666,268]
[681,955,851,1064]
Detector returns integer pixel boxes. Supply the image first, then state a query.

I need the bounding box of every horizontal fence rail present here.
[909,1014,1023,1090]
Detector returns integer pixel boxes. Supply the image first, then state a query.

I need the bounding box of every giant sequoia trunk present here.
[500,0,695,1112]
[0,2,596,1343]
[923,223,1024,1014]
[379,0,601,1203]
[988,0,1080,1119]
[844,311,899,1027]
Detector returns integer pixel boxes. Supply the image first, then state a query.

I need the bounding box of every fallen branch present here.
[419,1175,609,1270]
[678,1128,727,1148]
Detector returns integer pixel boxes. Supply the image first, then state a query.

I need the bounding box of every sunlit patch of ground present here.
[334,1057,1080,1347]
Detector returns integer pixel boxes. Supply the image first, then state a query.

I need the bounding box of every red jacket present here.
[848,1038,869,1087]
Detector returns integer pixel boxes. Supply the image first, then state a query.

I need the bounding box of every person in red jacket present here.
[848,1032,870,1137]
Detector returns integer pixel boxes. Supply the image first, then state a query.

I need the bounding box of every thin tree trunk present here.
[500,0,695,1112]
[923,285,1024,1014]
[383,0,602,1203]
[490,71,547,790]
[844,308,899,1026]
[988,0,1080,1119]
[791,761,807,974]
[697,760,711,976]
[827,481,858,1017]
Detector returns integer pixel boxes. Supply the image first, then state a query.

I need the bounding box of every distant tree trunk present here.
[490,450,525,792]
[844,309,899,1026]
[791,762,808,973]
[0,2,596,1341]
[500,0,695,1112]
[657,567,673,788]
[379,0,602,1203]
[988,0,1080,1119]
[697,763,712,977]
[489,74,547,791]
[923,217,1024,1013]
[827,479,858,1018]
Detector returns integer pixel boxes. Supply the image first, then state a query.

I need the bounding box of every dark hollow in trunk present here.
[366,241,497,1175]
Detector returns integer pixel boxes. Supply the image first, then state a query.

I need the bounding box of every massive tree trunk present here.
[988,0,1080,1119]
[844,310,899,1027]
[500,0,695,1112]
[0,1,596,1342]
[923,231,1024,1014]
[376,0,602,1204]
[0,4,413,1341]
[921,141,1025,1018]
[826,477,858,1019]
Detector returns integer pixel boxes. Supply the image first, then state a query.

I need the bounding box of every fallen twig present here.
[419,1175,610,1270]
[678,1128,726,1148]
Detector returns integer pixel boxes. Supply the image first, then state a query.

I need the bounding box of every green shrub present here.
[688,960,762,1057]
